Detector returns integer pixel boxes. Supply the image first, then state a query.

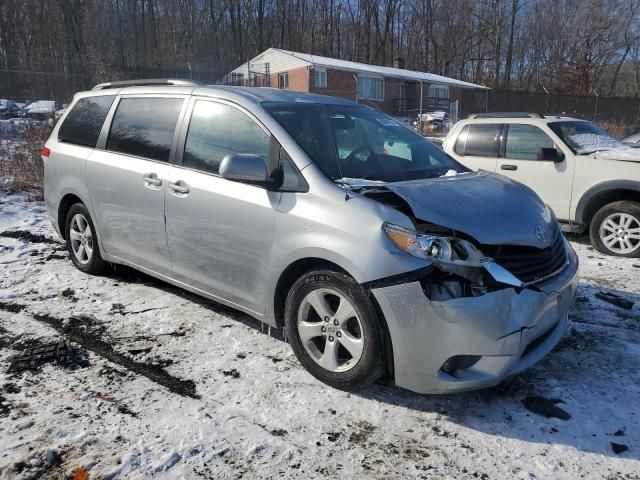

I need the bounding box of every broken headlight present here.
[382,223,484,266]
[382,222,524,289]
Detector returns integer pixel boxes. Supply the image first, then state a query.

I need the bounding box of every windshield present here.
[263,102,467,183]
[548,121,623,155]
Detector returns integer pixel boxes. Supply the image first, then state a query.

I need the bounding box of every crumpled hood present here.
[384,171,555,247]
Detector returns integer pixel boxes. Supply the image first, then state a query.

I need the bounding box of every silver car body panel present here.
[372,239,579,393]
[43,85,579,394]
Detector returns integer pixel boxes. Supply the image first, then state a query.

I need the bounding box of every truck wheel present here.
[590,201,640,257]
[284,269,385,390]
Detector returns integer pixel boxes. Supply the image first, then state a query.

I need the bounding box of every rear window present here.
[458,124,501,157]
[58,96,115,148]
[107,97,183,162]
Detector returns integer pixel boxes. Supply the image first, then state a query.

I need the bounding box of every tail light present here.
[40,147,51,157]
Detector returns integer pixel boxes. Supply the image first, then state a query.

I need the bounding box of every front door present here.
[496,123,574,220]
[86,95,185,274]
[164,99,279,313]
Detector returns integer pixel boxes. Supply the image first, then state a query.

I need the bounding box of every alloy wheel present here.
[598,212,640,255]
[68,213,94,264]
[296,288,364,373]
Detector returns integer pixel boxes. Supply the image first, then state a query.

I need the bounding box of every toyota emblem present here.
[535,225,547,242]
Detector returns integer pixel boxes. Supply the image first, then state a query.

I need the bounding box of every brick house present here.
[223,48,488,119]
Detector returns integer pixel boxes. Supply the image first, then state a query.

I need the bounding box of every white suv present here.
[443,113,640,257]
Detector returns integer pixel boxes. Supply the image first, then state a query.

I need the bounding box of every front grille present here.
[482,226,567,284]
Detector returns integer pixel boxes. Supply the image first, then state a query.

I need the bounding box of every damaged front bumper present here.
[371,240,579,394]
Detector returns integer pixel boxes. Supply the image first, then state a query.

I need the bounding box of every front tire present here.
[590,200,640,257]
[64,203,107,274]
[284,269,385,390]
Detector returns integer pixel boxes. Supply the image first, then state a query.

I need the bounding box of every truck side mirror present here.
[537,147,565,163]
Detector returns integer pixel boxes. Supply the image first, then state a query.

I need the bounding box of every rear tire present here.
[284,269,385,390]
[64,203,107,274]
[589,200,640,257]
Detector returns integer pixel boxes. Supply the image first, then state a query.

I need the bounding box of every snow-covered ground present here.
[0,191,639,480]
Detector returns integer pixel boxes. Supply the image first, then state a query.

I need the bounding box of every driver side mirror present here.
[220,154,269,184]
[537,147,565,163]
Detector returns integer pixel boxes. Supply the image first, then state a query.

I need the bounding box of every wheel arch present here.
[273,257,349,329]
[575,180,640,226]
[272,256,395,379]
[57,193,85,240]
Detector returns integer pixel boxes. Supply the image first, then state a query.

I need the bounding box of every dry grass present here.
[598,119,633,139]
[0,123,52,196]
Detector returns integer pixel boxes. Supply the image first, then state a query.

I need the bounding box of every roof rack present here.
[92,78,202,90]
[467,112,544,119]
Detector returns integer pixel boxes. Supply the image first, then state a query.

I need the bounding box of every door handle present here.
[501,164,518,171]
[168,180,190,195]
[143,172,162,187]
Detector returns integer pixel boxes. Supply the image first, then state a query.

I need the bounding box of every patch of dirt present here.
[117,404,139,417]
[1,301,199,398]
[0,301,26,313]
[0,325,14,350]
[522,396,571,420]
[556,327,603,351]
[43,252,67,261]
[0,230,58,245]
[222,368,240,379]
[611,442,629,454]
[61,287,78,302]
[43,313,199,398]
[348,420,376,444]
[0,393,11,416]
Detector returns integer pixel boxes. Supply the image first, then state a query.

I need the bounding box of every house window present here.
[278,72,289,89]
[357,76,384,101]
[230,72,244,85]
[428,85,449,98]
[314,69,327,88]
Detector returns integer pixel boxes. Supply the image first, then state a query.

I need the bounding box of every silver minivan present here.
[43,80,579,394]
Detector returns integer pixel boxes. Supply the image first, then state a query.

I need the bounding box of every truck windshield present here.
[263,102,467,183]
[548,121,624,155]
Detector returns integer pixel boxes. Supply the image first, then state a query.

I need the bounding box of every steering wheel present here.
[345,145,374,163]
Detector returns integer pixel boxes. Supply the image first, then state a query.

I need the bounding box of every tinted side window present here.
[107,97,183,162]
[183,101,270,175]
[58,96,115,147]
[454,125,469,155]
[265,103,340,178]
[505,124,555,160]
[463,124,501,157]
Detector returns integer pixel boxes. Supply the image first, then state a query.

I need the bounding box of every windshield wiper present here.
[335,177,387,188]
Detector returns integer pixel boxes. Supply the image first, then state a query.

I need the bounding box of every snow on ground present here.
[0,191,639,480]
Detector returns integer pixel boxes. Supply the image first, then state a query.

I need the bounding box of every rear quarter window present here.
[454,125,469,155]
[106,97,184,162]
[463,124,502,157]
[58,96,115,148]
